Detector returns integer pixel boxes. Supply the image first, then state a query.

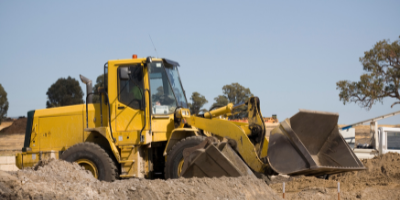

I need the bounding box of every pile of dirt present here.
[339,152,399,178]
[2,118,14,122]
[0,118,27,134]
[0,159,282,200]
[270,152,400,199]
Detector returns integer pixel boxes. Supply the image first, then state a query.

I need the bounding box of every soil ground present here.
[1,120,400,199]
[0,159,282,200]
[2,153,400,199]
[0,118,27,134]
[270,152,400,200]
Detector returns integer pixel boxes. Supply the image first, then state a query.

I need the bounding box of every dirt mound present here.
[331,152,400,188]
[270,152,400,199]
[0,118,27,134]
[0,159,282,200]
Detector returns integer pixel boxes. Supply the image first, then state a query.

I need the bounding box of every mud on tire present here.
[60,142,117,182]
[165,136,206,179]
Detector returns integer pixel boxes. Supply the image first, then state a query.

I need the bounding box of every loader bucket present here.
[180,140,255,178]
[267,110,365,176]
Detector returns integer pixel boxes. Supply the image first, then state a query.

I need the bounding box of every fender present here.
[84,127,121,162]
[163,128,199,156]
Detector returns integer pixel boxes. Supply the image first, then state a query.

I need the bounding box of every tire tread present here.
[164,135,206,179]
[60,142,118,182]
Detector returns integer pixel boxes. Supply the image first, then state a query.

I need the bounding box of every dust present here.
[270,152,400,199]
[0,159,282,200]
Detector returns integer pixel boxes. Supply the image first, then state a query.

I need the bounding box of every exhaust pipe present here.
[79,74,93,103]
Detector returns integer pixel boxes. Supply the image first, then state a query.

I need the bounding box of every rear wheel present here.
[60,142,117,182]
[165,136,205,179]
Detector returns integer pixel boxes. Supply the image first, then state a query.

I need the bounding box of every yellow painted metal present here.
[26,103,110,152]
[259,137,269,158]
[108,59,153,145]
[106,58,153,178]
[177,159,184,177]
[28,104,84,151]
[247,97,268,157]
[84,127,121,162]
[17,56,174,179]
[15,153,23,169]
[20,152,40,168]
[230,121,252,135]
[76,159,99,179]
[151,114,175,142]
[118,145,150,178]
[229,121,269,158]
[15,151,59,169]
[163,128,198,156]
[185,116,266,173]
[39,115,83,151]
[15,152,35,169]
[19,56,271,180]
[203,103,234,118]
[119,145,139,178]
[174,108,191,119]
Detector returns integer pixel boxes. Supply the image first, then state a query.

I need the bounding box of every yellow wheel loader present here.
[16,56,365,181]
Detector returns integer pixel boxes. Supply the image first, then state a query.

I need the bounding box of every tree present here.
[0,83,9,125]
[46,76,84,108]
[210,95,228,109]
[337,36,400,109]
[211,83,253,119]
[222,83,253,105]
[189,92,208,115]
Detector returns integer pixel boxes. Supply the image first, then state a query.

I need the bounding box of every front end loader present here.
[16,55,364,182]
[172,97,365,178]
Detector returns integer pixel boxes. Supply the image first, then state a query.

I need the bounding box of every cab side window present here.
[118,65,143,109]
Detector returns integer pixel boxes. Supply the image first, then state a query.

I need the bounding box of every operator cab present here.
[148,59,188,115]
[112,57,188,115]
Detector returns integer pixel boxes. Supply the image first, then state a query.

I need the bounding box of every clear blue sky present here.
[1,1,399,125]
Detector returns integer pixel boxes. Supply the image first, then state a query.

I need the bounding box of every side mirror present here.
[118,67,129,80]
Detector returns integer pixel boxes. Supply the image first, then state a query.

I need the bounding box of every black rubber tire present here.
[60,142,117,182]
[317,174,330,180]
[165,136,206,179]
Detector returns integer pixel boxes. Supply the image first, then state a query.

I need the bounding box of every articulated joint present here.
[175,108,191,119]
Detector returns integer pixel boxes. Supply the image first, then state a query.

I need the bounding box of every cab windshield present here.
[149,61,188,114]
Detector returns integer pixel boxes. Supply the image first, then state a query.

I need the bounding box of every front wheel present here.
[165,136,205,179]
[60,142,117,182]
